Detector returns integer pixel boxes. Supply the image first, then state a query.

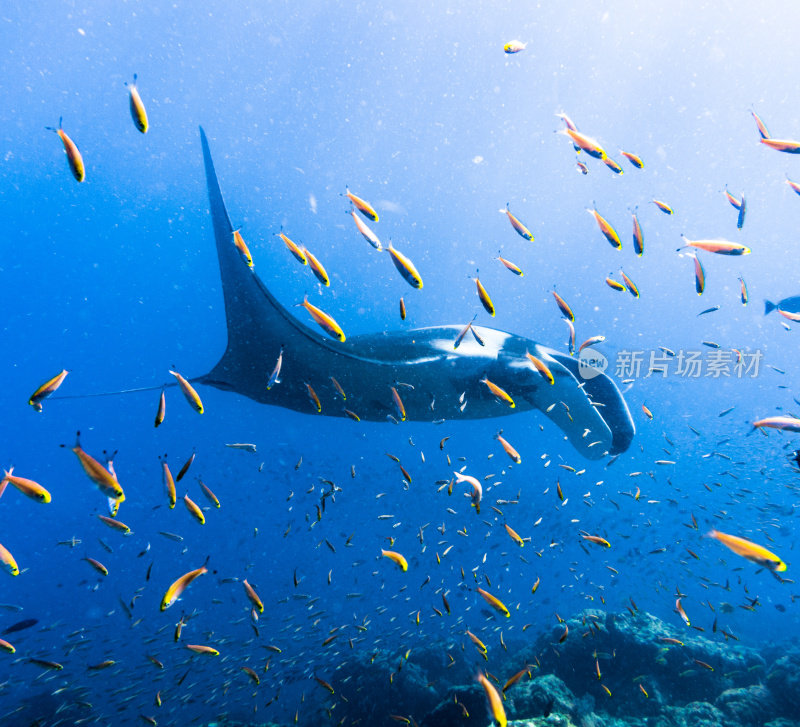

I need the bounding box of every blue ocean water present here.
[2,2,800,725]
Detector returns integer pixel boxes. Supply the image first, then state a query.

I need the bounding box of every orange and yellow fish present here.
[233,230,254,267]
[350,210,382,250]
[169,370,204,414]
[526,352,555,385]
[0,541,19,576]
[681,236,750,256]
[154,388,166,427]
[562,128,606,159]
[185,644,219,656]
[495,431,521,464]
[477,587,511,617]
[162,458,176,509]
[481,378,514,408]
[28,369,68,412]
[500,204,533,241]
[381,549,408,571]
[299,296,346,342]
[652,199,673,215]
[161,562,209,611]
[126,74,148,133]
[472,274,495,316]
[477,671,507,727]
[707,529,786,571]
[46,118,85,182]
[752,415,800,432]
[303,246,330,286]
[552,291,574,321]
[387,243,423,289]
[346,188,379,222]
[243,579,264,612]
[183,493,205,524]
[692,254,705,295]
[277,232,308,265]
[631,211,644,256]
[588,208,621,250]
[620,150,644,168]
[0,469,51,504]
[503,40,526,54]
[73,433,125,503]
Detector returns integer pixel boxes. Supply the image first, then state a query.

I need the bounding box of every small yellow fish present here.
[83,557,109,576]
[28,369,68,412]
[162,458,176,509]
[161,562,209,611]
[500,204,533,241]
[126,74,148,133]
[381,549,408,571]
[552,291,574,321]
[242,666,260,684]
[652,199,673,215]
[588,208,621,250]
[72,432,125,503]
[620,150,644,168]
[0,541,19,576]
[473,274,496,316]
[199,479,221,508]
[563,128,606,159]
[476,672,507,727]
[526,352,555,385]
[169,370,204,414]
[346,188,379,222]
[708,529,786,571]
[185,644,219,656]
[154,388,166,428]
[752,416,800,432]
[495,431,521,463]
[233,230,254,267]
[390,386,406,421]
[0,469,51,504]
[504,523,524,547]
[503,40,526,54]
[631,211,644,256]
[303,246,330,286]
[299,296,346,342]
[496,254,524,276]
[277,232,308,265]
[387,243,423,289]
[183,493,205,524]
[477,587,511,617]
[97,514,131,534]
[243,579,264,612]
[350,210,382,250]
[305,382,322,413]
[46,118,85,182]
[602,156,624,175]
[481,377,515,408]
[681,236,750,256]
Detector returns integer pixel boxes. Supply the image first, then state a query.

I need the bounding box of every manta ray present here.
[194,127,634,460]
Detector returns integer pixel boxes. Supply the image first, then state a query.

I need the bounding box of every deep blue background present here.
[1,2,799,724]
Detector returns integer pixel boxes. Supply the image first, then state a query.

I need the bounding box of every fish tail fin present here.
[764,299,777,315]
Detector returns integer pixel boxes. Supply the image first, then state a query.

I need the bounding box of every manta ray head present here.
[493,339,635,460]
